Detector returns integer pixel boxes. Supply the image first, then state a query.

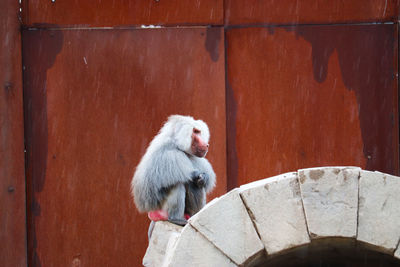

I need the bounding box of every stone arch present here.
[144,167,400,266]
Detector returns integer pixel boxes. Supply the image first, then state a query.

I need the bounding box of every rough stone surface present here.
[357,171,400,252]
[395,245,400,260]
[240,172,310,255]
[189,189,264,265]
[163,224,236,267]
[143,167,400,265]
[394,245,400,259]
[162,231,181,266]
[142,221,182,267]
[298,167,360,238]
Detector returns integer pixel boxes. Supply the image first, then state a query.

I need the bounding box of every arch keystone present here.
[240,172,310,255]
[298,167,360,238]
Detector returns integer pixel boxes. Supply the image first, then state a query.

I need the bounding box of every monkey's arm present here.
[191,157,216,193]
[147,145,195,188]
[132,143,194,212]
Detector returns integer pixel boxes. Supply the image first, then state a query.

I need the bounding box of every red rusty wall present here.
[23,0,223,27]
[23,28,225,267]
[19,0,400,266]
[0,1,27,266]
[225,0,399,25]
[226,24,398,187]
[23,0,398,27]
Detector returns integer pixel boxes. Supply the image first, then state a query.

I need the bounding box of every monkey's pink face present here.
[191,128,209,157]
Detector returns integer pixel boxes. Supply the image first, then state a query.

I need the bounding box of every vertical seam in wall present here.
[19,24,29,267]
[224,25,230,192]
[397,21,400,176]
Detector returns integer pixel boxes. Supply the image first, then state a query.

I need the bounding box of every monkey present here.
[131,115,216,231]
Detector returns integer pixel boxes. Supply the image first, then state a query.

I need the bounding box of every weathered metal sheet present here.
[0,1,27,266]
[226,25,398,188]
[225,0,399,25]
[23,27,226,266]
[23,0,223,27]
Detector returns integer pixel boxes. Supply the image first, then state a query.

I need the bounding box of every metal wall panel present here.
[226,24,398,187]
[23,27,226,267]
[23,0,223,27]
[225,0,399,25]
[0,1,27,266]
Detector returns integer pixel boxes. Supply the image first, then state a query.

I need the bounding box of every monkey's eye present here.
[193,128,201,134]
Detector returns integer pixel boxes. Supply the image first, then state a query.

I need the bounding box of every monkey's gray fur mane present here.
[131,115,216,213]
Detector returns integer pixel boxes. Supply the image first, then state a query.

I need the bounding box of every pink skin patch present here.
[148,210,190,221]
[191,129,209,158]
[148,210,168,221]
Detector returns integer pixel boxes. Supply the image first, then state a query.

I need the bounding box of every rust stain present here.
[299,172,306,184]
[225,26,396,186]
[342,171,349,182]
[289,179,301,197]
[23,27,64,267]
[24,28,64,192]
[205,27,221,62]
[309,169,325,181]
[290,24,397,175]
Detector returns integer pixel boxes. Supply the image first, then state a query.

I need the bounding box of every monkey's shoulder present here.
[149,143,190,162]
[154,142,184,154]
[189,155,211,165]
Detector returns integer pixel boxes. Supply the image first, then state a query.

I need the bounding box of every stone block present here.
[395,245,400,259]
[143,221,182,267]
[298,167,360,238]
[163,224,236,267]
[240,172,310,254]
[357,170,400,252]
[189,189,264,265]
[394,245,400,259]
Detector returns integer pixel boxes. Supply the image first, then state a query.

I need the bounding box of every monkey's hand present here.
[191,171,209,188]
